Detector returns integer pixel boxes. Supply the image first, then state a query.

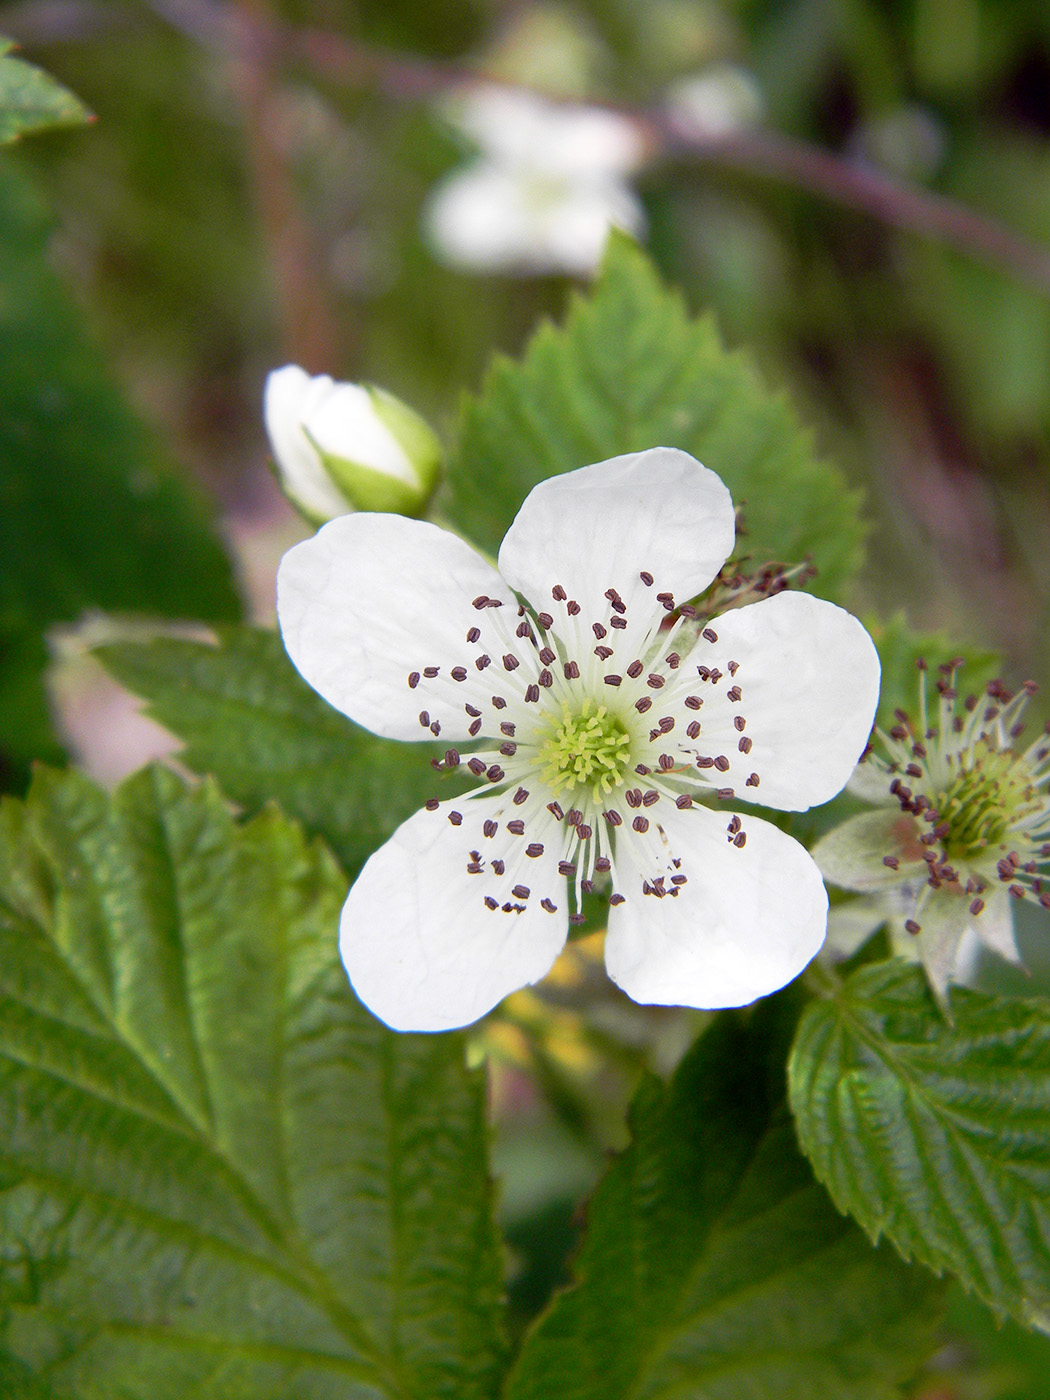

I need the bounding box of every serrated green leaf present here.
[788,959,1050,1331]
[0,766,504,1398]
[0,40,91,144]
[504,1008,942,1400]
[96,627,446,878]
[448,234,866,599]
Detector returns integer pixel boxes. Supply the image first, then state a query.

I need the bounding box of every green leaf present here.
[0,39,91,144]
[504,1007,942,1400]
[96,627,445,878]
[788,959,1050,1331]
[448,234,866,599]
[0,766,504,1398]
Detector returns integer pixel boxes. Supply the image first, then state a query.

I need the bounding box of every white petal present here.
[264,366,354,521]
[277,513,516,742]
[604,803,827,1008]
[307,382,416,486]
[694,591,880,811]
[449,86,645,178]
[498,450,735,637]
[971,886,1021,964]
[340,798,568,1031]
[814,808,927,891]
[424,163,546,273]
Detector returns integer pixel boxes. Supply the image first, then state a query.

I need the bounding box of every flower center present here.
[535,698,632,802]
[936,746,1029,859]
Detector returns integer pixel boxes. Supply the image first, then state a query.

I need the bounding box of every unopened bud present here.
[264,365,442,523]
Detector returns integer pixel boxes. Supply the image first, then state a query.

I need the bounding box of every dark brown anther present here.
[513,787,529,806]
[552,585,567,601]
[595,856,611,873]
[657,591,673,603]
[631,815,649,834]
[697,756,715,769]
[676,794,692,809]
[642,790,660,807]
[609,893,626,906]
[425,798,440,811]
[526,843,544,858]
[516,620,532,639]
[610,616,628,629]
[714,755,730,772]
[635,696,653,713]
[997,858,1015,881]
[640,571,654,585]
[512,884,530,899]
[537,612,554,629]
[500,742,517,757]
[734,716,746,732]
[558,861,576,876]
[469,719,482,737]
[592,622,607,639]
[476,655,492,671]
[468,757,487,776]
[671,873,687,886]
[525,684,540,703]
[702,628,718,643]
[567,600,582,616]
[659,717,674,733]
[419,711,430,727]
[679,604,697,618]
[466,861,483,875]
[686,721,701,739]
[1010,884,1026,899]
[564,661,581,679]
[577,823,593,839]
[500,722,516,736]
[739,737,753,754]
[492,859,505,875]
[635,764,651,774]
[728,815,741,834]
[539,669,553,687]
[594,645,614,660]
[747,773,761,787]
[430,721,441,736]
[659,756,675,773]
[567,809,583,826]
[970,898,985,915]
[408,672,421,689]
[647,674,665,689]
[716,787,734,800]
[423,666,439,678]
[539,647,556,665]
[905,919,921,935]
[733,831,747,848]
[605,810,623,826]
[507,819,525,836]
[582,878,595,893]
[487,765,505,782]
[727,660,739,676]
[666,653,681,670]
[448,811,463,826]
[445,749,461,767]
[696,666,711,682]
[465,703,481,717]
[541,898,557,913]
[472,595,490,610]
[503,654,520,671]
[466,627,481,643]
[548,802,564,819]
[625,789,641,809]
[483,819,498,838]
[484,896,499,911]
[883,855,900,870]
[727,686,742,703]
[451,666,467,682]
[627,660,643,678]
[605,674,622,687]
[570,912,587,924]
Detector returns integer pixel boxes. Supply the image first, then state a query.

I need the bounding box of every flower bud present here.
[264,365,442,523]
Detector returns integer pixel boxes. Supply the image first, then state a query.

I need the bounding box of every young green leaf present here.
[449,234,866,599]
[504,1008,941,1400]
[0,766,504,1398]
[788,959,1050,1331]
[0,38,91,144]
[96,627,445,878]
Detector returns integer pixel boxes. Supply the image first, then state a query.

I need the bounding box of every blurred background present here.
[5,0,1050,1392]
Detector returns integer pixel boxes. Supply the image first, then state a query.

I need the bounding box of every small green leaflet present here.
[788,959,1050,1331]
[449,234,866,600]
[0,766,504,1398]
[504,1007,942,1400]
[0,38,90,144]
[96,627,447,878]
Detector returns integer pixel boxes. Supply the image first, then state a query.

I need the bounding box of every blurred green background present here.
[5,0,1050,1392]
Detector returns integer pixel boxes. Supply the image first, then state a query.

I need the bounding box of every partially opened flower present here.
[278,448,880,1030]
[815,663,1050,1001]
[264,365,442,524]
[423,85,647,276]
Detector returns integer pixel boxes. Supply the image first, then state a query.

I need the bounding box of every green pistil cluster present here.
[936,746,1030,860]
[536,699,632,802]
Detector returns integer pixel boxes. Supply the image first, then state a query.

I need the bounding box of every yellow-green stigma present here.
[536,699,632,802]
[936,745,1031,860]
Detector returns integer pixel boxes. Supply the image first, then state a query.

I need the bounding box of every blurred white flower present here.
[264,365,442,524]
[423,85,647,276]
[664,64,763,140]
[277,447,880,1031]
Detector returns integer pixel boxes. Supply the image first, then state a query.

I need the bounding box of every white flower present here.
[277,448,880,1031]
[815,663,1050,1001]
[664,65,764,141]
[423,85,647,277]
[264,365,442,524]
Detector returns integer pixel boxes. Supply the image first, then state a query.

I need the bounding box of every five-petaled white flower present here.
[277,448,880,1031]
[423,84,647,277]
[816,662,1050,1001]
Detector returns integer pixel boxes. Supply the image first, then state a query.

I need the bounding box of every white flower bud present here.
[264,365,442,523]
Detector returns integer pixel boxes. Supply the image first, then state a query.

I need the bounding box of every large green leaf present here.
[0,40,90,144]
[788,959,1050,1331]
[96,627,447,878]
[448,235,866,600]
[0,766,504,1398]
[504,1007,941,1400]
